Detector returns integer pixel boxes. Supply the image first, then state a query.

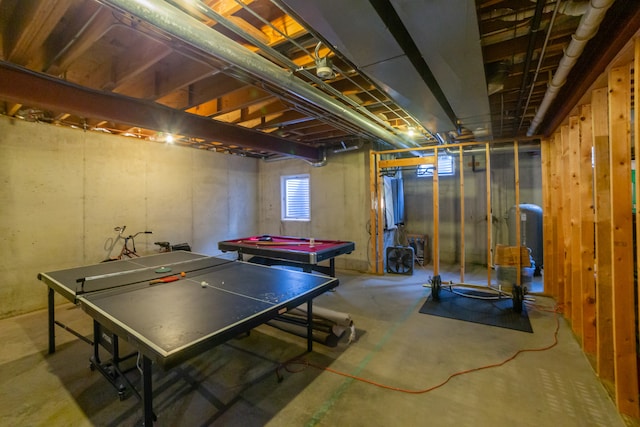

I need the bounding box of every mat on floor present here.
[419,288,533,333]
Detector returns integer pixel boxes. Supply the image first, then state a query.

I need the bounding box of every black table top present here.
[39,252,338,368]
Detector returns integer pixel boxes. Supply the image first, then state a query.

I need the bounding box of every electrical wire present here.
[275,301,562,394]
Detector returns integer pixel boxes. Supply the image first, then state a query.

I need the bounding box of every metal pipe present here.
[514,0,545,129]
[518,0,563,132]
[100,0,420,150]
[527,0,615,136]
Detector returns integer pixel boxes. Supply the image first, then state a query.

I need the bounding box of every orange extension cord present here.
[275,302,563,394]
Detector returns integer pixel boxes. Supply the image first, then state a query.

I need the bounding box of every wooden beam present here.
[432,148,440,276]
[579,104,596,356]
[552,130,565,303]
[514,141,521,285]
[459,146,465,283]
[486,144,493,286]
[561,124,572,316]
[540,137,554,297]
[369,151,380,274]
[376,157,385,274]
[635,37,640,399]
[379,156,436,169]
[592,87,614,386]
[569,115,583,339]
[6,0,74,66]
[608,64,639,416]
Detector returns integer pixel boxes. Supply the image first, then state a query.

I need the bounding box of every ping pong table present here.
[38,251,338,425]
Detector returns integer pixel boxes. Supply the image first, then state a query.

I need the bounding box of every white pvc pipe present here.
[527,0,615,136]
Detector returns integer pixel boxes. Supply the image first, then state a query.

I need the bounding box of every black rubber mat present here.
[419,288,533,333]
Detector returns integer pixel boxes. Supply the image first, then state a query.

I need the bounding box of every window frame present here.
[281,174,311,221]
[416,155,455,178]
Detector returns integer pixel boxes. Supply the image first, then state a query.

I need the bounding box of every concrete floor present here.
[0,265,625,426]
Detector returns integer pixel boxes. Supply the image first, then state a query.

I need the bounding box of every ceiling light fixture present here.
[314,42,335,80]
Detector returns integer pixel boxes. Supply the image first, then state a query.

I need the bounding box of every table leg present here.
[306,299,313,352]
[329,258,335,277]
[142,355,154,426]
[48,287,55,354]
[92,321,103,364]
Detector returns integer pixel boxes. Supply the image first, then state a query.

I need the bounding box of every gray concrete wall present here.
[0,115,541,317]
[258,152,370,272]
[0,116,259,318]
[403,149,542,267]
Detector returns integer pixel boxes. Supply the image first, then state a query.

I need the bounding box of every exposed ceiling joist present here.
[0,0,634,157]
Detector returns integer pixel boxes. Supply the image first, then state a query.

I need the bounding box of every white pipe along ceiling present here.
[527,0,615,136]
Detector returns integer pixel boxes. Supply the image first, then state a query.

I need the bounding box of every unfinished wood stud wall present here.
[542,53,639,418]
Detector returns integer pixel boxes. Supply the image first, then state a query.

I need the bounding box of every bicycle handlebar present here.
[112,226,152,238]
[128,230,153,239]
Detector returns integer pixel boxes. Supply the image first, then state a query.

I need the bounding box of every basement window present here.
[281,174,310,221]
[417,155,455,177]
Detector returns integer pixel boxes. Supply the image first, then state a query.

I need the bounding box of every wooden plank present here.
[561,124,572,317]
[433,148,440,276]
[592,87,614,385]
[608,64,638,416]
[369,151,381,274]
[569,115,583,338]
[579,104,596,356]
[635,36,640,391]
[486,144,493,286]
[379,156,436,169]
[375,153,385,274]
[548,134,560,299]
[552,131,564,303]
[459,146,465,283]
[541,138,554,297]
[514,141,521,285]
[6,0,75,66]
[369,151,376,273]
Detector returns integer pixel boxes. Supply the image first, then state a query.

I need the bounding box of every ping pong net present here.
[75,256,233,295]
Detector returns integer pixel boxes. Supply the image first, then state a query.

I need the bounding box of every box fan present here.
[386,246,414,275]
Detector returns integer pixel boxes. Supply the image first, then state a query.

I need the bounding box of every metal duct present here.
[527,0,615,136]
[101,0,419,150]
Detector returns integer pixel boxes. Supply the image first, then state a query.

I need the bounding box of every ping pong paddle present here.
[149,275,180,285]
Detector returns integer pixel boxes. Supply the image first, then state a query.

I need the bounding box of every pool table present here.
[218,235,355,277]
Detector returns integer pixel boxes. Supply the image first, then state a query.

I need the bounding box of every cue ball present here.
[201,281,207,287]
